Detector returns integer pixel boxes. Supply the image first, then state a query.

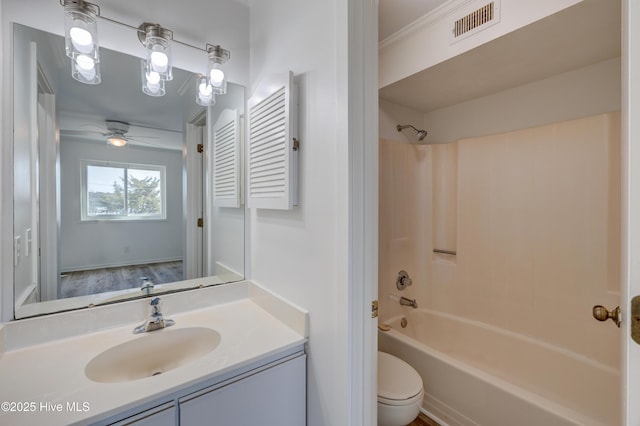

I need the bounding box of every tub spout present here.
[400,297,418,309]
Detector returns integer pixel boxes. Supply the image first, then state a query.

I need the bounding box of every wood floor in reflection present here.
[60,261,183,298]
[410,412,442,426]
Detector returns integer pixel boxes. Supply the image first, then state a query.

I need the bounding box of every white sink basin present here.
[85,327,221,383]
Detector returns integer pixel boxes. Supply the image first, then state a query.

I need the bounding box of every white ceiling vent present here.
[449,0,500,44]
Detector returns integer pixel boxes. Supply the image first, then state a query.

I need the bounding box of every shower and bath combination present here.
[396,124,428,143]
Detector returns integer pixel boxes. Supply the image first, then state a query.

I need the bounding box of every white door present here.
[623,1,640,423]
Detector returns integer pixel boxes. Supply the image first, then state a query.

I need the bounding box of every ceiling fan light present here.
[107,136,127,147]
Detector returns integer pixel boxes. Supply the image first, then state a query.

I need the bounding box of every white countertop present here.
[0,281,308,425]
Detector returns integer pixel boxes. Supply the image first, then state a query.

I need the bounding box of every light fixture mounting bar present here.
[206,44,231,61]
[137,23,174,47]
[60,0,100,17]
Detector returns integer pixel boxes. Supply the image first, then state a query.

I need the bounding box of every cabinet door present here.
[109,402,175,426]
[180,354,306,425]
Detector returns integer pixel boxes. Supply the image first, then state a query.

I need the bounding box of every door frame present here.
[348,0,379,424]
[37,89,57,302]
[622,0,640,423]
[184,110,207,280]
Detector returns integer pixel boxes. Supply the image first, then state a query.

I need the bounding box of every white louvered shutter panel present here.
[213,109,241,208]
[247,71,298,209]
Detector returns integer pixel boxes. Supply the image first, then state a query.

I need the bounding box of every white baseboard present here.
[61,257,183,273]
[422,393,479,426]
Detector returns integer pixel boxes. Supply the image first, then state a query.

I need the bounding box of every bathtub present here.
[378,309,619,426]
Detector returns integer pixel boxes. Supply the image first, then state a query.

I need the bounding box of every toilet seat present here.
[377,351,423,406]
[377,389,424,407]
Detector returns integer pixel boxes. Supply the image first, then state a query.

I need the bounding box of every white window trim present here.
[80,159,167,222]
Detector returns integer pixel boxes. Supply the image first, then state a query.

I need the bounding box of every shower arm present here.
[396,123,428,142]
[396,124,420,133]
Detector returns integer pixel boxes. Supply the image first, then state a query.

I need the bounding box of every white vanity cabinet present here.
[179,352,306,425]
[103,348,306,426]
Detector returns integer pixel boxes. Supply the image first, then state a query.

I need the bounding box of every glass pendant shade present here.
[143,26,173,81]
[206,45,230,95]
[141,60,166,97]
[196,75,215,107]
[63,0,100,85]
[71,54,101,84]
[208,61,226,95]
[63,1,99,62]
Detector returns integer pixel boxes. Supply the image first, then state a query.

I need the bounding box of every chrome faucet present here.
[133,297,175,334]
[140,277,154,296]
[399,296,418,309]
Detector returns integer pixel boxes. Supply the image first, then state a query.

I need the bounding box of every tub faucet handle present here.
[396,270,413,291]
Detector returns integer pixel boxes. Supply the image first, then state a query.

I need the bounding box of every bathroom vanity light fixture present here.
[138,23,173,82]
[206,44,230,95]
[60,0,231,104]
[62,0,101,84]
[140,60,166,97]
[195,74,215,106]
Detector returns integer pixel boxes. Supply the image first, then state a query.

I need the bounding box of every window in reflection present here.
[83,161,166,220]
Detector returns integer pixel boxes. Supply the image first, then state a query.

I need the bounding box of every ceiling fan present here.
[61,120,162,148]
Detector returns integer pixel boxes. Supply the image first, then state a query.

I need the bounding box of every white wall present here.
[12,26,36,303]
[248,1,351,424]
[379,99,423,143]
[379,0,581,88]
[59,140,183,271]
[380,57,621,145]
[423,57,621,144]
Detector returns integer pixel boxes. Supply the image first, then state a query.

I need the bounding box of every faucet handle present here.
[149,297,162,316]
[396,270,413,290]
[140,277,154,295]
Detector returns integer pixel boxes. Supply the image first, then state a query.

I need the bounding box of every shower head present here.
[396,124,428,143]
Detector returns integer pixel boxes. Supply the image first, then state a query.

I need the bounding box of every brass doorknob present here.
[592,305,621,328]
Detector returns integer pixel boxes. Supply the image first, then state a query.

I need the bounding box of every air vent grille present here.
[450,0,500,43]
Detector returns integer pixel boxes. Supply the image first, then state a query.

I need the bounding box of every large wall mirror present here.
[12,23,245,319]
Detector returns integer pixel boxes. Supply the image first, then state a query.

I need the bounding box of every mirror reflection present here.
[13,24,245,318]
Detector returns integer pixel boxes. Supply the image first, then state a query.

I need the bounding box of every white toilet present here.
[377,351,424,426]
